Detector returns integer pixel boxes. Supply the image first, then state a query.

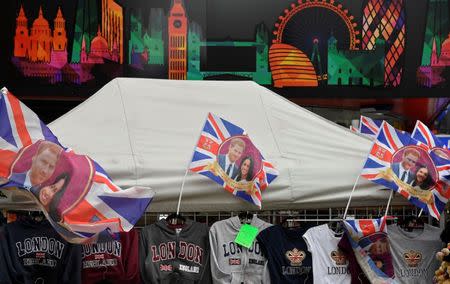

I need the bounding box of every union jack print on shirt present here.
[361,121,445,220]
[189,113,278,208]
[0,87,154,243]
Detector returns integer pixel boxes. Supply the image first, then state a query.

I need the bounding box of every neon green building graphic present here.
[129,9,164,66]
[187,22,271,84]
[72,0,99,63]
[327,36,385,87]
[421,0,449,66]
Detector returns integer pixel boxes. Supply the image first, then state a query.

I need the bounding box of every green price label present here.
[234,224,259,248]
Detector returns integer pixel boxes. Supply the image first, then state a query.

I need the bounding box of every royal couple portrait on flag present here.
[0,87,155,243]
[361,121,450,220]
[189,113,278,208]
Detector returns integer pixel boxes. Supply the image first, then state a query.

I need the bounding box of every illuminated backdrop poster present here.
[1,0,449,99]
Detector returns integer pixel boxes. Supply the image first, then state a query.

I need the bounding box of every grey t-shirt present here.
[387,224,442,284]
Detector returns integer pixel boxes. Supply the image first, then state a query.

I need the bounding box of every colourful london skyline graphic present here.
[361,0,406,87]
[12,0,123,85]
[9,0,450,88]
[417,0,450,87]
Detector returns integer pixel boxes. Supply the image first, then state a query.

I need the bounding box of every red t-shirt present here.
[81,229,140,284]
[338,234,370,284]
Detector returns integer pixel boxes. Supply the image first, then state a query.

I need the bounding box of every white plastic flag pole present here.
[384,190,394,218]
[418,209,423,218]
[175,113,210,215]
[176,169,190,216]
[343,175,361,220]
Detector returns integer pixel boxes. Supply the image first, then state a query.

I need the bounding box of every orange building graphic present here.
[269,43,318,87]
[80,27,119,64]
[29,7,52,62]
[102,0,123,63]
[53,8,67,51]
[14,6,29,58]
[14,6,67,64]
[168,0,188,80]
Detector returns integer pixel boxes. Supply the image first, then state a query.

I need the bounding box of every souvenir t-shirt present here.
[257,224,313,283]
[303,224,351,284]
[0,218,82,284]
[82,229,140,284]
[388,224,442,284]
[140,219,211,284]
[209,215,272,284]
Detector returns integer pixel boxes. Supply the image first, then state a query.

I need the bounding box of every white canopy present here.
[47,78,401,212]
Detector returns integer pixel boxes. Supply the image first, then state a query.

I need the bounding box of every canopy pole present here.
[384,190,393,218]
[176,168,190,216]
[343,175,360,220]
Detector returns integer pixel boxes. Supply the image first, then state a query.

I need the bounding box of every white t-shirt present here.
[303,224,351,284]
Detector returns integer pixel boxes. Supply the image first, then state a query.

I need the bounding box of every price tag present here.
[234,224,259,248]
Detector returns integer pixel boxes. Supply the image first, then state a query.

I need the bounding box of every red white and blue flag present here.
[360,115,383,138]
[189,113,278,208]
[350,125,359,133]
[343,217,395,283]
[412,121,450,205]
[0,87,154,243]
[412,120,447,149]
[361,121,446,219]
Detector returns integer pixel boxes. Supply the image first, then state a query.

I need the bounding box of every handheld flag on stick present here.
[189,113,278,208]
[0,87,155,243]
[412,120,447,149]
[412,121,450,209]
[350,125,359,133]
[360,115,382,138]
[361,121,447,219]
[343,217,396,283]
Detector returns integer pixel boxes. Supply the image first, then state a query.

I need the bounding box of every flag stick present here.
[343,122,383,220]
[343,175,361,220]
[418,209,423,218]
[384,190,393,218]
[176,168,190,216]
[175,113,210,215]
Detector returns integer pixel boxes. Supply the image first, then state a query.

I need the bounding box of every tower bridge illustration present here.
[187,23,271,84]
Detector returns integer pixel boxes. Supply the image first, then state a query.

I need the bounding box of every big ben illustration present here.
[168,0,188,80]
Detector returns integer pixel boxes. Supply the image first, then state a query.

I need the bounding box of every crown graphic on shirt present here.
[285,248,305,266]
[330,250,347,265]
[403,250,422,267]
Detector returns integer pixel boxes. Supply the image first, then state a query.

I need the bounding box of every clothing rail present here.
[132,205,442,229]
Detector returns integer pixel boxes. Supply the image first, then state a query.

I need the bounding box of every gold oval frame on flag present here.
[217,135,263,184]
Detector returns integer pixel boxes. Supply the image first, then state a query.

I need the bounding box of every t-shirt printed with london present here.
[257,225,313,283]
[303,224,351,284]
[388,223,442,284]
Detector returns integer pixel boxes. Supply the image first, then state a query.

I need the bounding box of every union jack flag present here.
[343,217,395,283]
[0,87,154,243]
[412,120,450,206]
[189,113,278,208]
[412,121,447,149]
[361,121,445,219]
[359,115,383,138]
[350,125,359,133]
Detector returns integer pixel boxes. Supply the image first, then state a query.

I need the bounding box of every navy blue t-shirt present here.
[0,218,82,284]
[257,225,313,284]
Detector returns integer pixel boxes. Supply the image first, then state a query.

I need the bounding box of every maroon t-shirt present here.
[338,234,370,284]
[81,229,140,284]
